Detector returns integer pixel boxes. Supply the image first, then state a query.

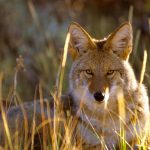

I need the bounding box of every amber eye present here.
[106,70,115,76]
[85,69,93,75]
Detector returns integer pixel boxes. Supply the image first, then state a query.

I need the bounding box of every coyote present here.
[0,22,149,149]
[68,22,149,149]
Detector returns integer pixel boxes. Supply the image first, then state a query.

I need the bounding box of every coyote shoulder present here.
[68,22,149,148]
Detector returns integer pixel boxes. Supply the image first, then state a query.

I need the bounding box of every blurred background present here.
[0,0,150,101]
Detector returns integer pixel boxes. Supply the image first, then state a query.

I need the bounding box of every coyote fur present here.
[68,22,149,149]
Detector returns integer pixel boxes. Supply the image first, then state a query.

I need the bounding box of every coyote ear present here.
[68,22,96,60]
[105,22,133,60]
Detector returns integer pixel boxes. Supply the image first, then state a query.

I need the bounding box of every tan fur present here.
[68,22,149,149]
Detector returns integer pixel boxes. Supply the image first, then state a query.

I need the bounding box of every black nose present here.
[94,92,105,102]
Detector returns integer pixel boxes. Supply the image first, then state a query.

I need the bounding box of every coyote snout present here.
[93,91,105,102]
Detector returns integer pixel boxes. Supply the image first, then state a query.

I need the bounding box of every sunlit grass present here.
[0,73,13,150]
[0,3,149,150]
[0,44,150,150]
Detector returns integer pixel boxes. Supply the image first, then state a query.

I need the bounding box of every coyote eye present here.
[85,69,93,75]
[106,70,115,76]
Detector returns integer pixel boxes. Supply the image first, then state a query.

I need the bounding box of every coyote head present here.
[68,22,137,111]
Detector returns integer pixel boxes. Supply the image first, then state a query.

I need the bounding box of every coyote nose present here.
[94,92,105,102]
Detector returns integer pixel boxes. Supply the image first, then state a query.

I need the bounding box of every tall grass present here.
[0,32,149,150]
[0,4,149,150]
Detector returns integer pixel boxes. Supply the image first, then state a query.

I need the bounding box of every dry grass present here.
[0,29,149,150]
[0,3,149,150]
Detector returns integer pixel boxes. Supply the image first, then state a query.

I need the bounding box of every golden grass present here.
[0,57,149,149]
[0,5,149,150]
[0,73,13,150]
[140,50,147,84]
[0,37,149,150]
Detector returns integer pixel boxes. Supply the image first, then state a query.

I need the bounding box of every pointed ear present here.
[105,22,133,60]
[68,22,96,60]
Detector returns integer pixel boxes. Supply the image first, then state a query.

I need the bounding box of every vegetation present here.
[0,0,149,149]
